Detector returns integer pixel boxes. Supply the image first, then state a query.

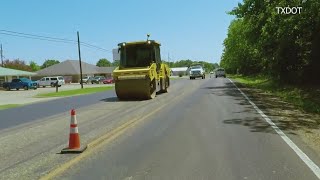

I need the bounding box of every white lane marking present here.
[228,78,320,179]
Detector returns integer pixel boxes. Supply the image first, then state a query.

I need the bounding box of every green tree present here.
[220,0,320,84]
[112,60,120,67]
[96,58,111,67]
[29,61,41,71]
[41,59,60,69]
[4,59,32,71]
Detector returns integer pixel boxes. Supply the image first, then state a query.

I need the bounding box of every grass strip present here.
[228,74,320,114]
[0,104,21,110]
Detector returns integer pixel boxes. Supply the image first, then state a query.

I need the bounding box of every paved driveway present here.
[0,83,114,105]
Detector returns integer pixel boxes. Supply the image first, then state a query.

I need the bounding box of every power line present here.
[0,32,77,45]
[0,30,76,42]
[0,29,112,53]
[81,42,111,52]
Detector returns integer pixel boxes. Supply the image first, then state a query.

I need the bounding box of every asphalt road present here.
[0,82,172,130]
[0,89,115,130]
[54,78,319,180]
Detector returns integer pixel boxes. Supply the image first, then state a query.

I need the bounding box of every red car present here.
[102,77,114,84]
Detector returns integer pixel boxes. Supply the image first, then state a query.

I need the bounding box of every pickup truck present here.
[189,65,205,80]
[3,78,38,91]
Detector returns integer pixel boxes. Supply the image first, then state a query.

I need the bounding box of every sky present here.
[0,0,240,66]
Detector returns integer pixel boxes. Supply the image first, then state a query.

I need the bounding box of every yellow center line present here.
[40,93,183,180]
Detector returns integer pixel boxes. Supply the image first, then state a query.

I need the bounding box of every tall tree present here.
[220,0,320,84]
[29,61,41,71]
[96,58,111,67]
[4,59,32,71]
[41,59,60,69]
[112,60,120,67]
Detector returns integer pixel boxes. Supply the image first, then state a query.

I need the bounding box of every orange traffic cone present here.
[61,109,87,154]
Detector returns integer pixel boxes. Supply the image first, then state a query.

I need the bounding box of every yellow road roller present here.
[112,36,170,100]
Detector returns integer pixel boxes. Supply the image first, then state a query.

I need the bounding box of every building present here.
[35,60,116,83]
[0,66,36,87]
[170,67,190,76]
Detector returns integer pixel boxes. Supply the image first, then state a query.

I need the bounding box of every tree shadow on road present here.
[204,81,320,134]
[223,117,277,134]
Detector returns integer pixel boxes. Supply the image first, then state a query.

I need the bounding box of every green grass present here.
[0,104,21,110]
[36,86,114,97]
[228,74,320,114]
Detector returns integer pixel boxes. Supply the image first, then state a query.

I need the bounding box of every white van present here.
[37,76,65,87]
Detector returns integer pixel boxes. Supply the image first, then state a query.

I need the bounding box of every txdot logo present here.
[276,6,302,15]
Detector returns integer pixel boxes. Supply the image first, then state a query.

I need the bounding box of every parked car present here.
[102,77,114,84]
[3,78,38,90]
[80,76,93,84]
[37,76,64,87]
[91,76,106,84]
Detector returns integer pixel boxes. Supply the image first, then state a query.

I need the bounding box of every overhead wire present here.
[0,30,112,53]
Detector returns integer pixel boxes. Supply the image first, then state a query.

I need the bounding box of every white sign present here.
[112,49,120,61]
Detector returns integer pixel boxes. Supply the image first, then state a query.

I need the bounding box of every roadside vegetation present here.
[36,86,114,97]
[220,1,320,85]
[229,74,320,114]
[221,1,320,114]
[0,104,21,110]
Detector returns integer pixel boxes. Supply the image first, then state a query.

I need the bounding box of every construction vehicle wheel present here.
[147,80,156,99]
[162,76,169,93]
[160,78,165,93]
[165,76,169,92]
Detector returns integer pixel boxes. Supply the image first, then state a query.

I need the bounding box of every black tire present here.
[16,88,19,90]
[164,76,169,93]
[146,80,156,99]
[50,83,54,87]
[43,86,46,88]
[6,86,10,91]
[216,75,217,78]
[24,86,28,90]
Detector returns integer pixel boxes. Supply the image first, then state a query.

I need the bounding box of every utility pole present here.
[77,31,84,89]
[1,44,3,67]
[168,52,170,67]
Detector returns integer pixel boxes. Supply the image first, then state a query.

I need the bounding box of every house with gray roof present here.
[35,60,116,83]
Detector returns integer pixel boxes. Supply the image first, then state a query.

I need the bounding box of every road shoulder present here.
[229,78,320,167]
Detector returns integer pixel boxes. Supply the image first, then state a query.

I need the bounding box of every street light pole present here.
[77,31,83,89]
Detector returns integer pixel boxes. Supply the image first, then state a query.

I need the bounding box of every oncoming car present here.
[189,65,205,80]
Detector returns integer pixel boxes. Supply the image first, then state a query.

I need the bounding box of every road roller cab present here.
[113,36,170,100]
